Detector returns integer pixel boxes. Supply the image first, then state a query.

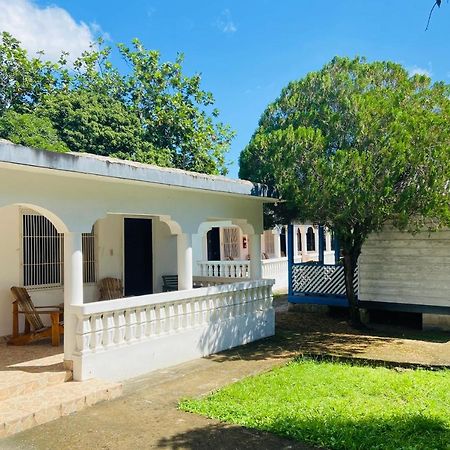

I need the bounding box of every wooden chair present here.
[162,275,178,292]
[8,287,64,347]
[99,277,124,300]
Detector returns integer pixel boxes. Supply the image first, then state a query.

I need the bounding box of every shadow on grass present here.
[156,422,317,450]
[167,413,448,450]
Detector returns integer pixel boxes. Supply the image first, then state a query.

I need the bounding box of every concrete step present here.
[0,378,122,438]
[0,367,72,402]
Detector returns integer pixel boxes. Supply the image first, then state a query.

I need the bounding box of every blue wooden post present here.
[287,224,294,298]
[318,225,325,264]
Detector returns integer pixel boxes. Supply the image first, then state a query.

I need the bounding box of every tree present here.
[0,32,234,175]
[240,57,450,325]
[0,110,68,153]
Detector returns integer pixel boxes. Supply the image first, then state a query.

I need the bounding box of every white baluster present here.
[102,312,115,348]
[125,309,138,342]
[91,314,103,350]
[114,310,127,344]
[75,315,91,354]
[136,308,147,339]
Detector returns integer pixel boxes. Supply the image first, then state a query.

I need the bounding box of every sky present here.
[0,0,449,178]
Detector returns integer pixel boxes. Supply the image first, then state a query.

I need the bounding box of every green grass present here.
[180,359,450,450]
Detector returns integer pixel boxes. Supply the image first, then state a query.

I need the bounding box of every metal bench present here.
[162,275,178,292]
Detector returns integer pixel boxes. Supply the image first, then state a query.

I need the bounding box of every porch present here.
[0,143,276,383]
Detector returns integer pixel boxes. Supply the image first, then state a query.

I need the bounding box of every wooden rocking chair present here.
[99,277,124,300]
[8,287,64,347]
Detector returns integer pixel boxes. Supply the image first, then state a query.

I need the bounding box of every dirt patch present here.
[274,296,450,367]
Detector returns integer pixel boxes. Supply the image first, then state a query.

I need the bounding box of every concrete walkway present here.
[2,340,308,450]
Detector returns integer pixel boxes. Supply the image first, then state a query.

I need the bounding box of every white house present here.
[194,223,336,293]
[0,141,277,381]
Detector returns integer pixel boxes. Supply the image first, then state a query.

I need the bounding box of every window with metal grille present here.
[222,227,240,260]
[22,212,96,287]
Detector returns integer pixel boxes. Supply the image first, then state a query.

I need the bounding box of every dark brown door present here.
[124,218,153,296]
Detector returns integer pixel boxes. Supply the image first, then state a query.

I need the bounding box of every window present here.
[306,227,315,252]
[22,212,96,287]
[297,229,302,252]
[223,227,240,260]
[22,213,63,287]
[264,231,275,256]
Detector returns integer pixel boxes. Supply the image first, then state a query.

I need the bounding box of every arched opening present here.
[297,228,302,252]
[195,220,253,279]
[306,227,315,252]
[280,227,286,257]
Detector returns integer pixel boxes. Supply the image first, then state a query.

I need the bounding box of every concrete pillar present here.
[249,233,262,279]
[64,232,84,363]
[177,233,193,290]
[293,225,299,257]
[301,226,308,259]
[314,226,319,254]
[326,230,332,253]
[273,227,282,259]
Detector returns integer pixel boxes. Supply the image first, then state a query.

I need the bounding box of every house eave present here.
[0,141,278,202]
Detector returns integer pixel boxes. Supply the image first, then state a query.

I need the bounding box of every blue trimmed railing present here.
[291,262,358,298]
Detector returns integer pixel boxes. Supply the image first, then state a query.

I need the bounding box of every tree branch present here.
[426,0,442,31]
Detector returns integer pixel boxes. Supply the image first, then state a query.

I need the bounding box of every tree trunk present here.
[342,250,361,327]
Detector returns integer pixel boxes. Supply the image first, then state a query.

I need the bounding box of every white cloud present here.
[215,9,237,33]
[408,65,432,78]
[0,0,99,63]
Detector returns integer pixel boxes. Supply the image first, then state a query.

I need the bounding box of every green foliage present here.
[181,359,450,450]
[240,57,450,319]
[0,110,68,153]
[0,32,233,175]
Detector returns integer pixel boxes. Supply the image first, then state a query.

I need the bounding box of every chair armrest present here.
[18,310,63,315]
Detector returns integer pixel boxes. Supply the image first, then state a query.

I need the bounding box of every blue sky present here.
[2,1,449,177]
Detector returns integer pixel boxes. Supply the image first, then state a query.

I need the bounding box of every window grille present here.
[22,212,96,287]
[264,231,275,256]
[82,230,96,283]
[223,227,240,260]
[22,213,64,287]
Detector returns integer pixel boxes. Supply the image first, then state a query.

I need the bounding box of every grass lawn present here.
[180,359,450,450]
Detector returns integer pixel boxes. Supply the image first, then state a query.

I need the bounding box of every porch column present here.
[249,233,262,279]
[293,225,298,257]
[314,226,320,255]
[301,226,308,259]
[177,233,193,290]
[326,230,332,254]
[272,227,282,259]
[64,232,84,363]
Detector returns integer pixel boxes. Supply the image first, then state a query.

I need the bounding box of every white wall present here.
[359,227,450,308]
[0,210,179,337]
[0,206,98,336]
[152,218,177,293]
[0,206,21,337]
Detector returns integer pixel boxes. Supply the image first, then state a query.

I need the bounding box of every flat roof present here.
[0,140,277,200]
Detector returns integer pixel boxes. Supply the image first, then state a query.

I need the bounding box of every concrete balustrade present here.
[70,279,275,381]
[197,260,251,278]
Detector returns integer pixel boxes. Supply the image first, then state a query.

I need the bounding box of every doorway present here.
[207,227,221,261]
[124,218,153,296]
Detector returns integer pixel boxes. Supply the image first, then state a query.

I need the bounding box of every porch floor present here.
[0,340,122,438]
